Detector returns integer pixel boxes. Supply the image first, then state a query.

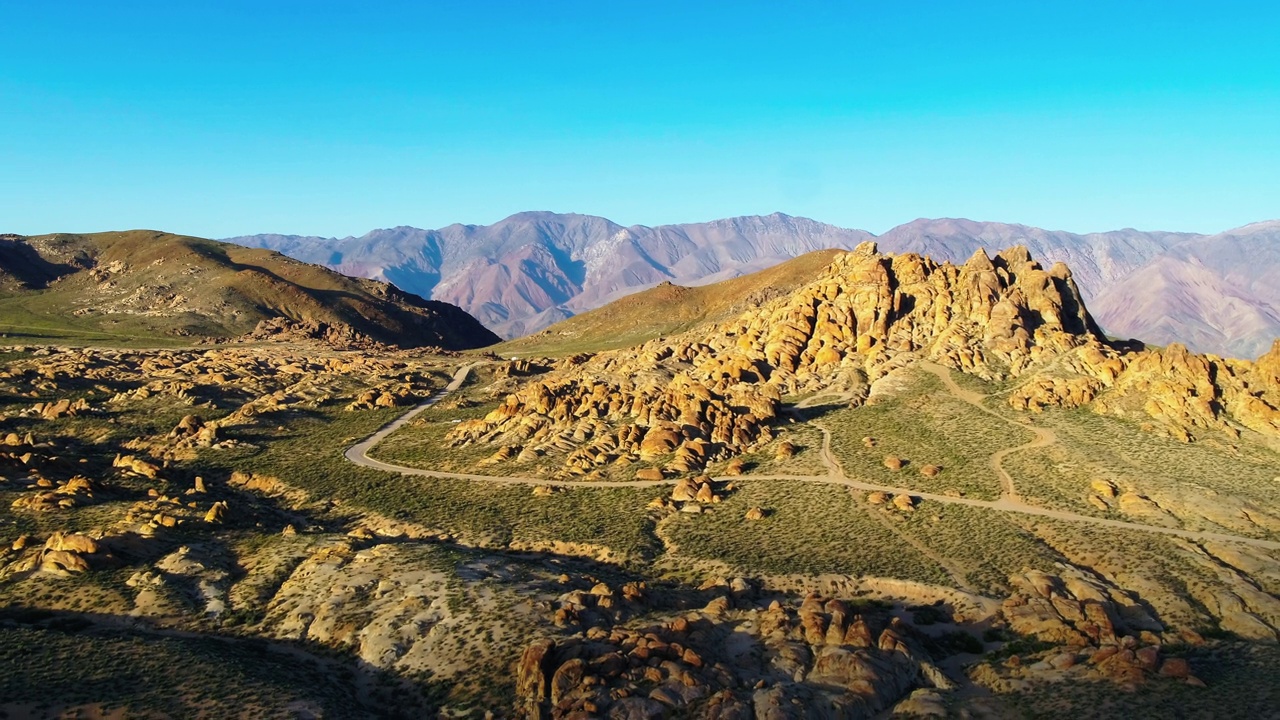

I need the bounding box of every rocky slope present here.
[452,242,1280,484]
[449,242,1108,480]
[0,230,499,350]
[4,329,1280,716]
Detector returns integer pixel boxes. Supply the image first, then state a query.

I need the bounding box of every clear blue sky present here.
[2,1,1278,238]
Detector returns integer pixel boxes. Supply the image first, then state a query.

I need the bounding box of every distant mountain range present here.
[226,213,872,341]
[225,213,1280,358]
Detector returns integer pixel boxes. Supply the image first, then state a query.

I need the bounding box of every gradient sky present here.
[2,1,1278,238]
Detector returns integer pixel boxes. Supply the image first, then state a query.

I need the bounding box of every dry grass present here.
[1009,408,1280,541]
[0,622,389,718]
[823,369,1031,500]
[663,479,952,583]
[894,503,1065,595]
[1006,641,1280,718]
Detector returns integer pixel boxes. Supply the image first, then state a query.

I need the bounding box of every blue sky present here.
[2,1,1277,237]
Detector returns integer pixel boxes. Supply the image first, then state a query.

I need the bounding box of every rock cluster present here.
[26,397,91,420]
[450,243,1103,475]
[1009,340,1280,441]
[516,590,954,719]
[495,358,553,380]
[979,568,1204,688]
[38,531,104,574]
[449,374,781,480]
[346,385,418,411]
[9,475,97,512]
[168,414,220,448]
[239,317,391,351]
[0,345,447,471]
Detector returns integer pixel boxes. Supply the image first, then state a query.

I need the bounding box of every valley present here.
[9,4,1274,718]
[1,241,1279,718]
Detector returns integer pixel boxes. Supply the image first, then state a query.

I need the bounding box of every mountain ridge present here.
[225,212,875,340]
[225,213,1280,358]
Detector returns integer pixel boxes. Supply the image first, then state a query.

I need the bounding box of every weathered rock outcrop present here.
[515,592,950,719]
[978,567,1208,689]
[1009,339,1280,441]
[449,243,1106,476]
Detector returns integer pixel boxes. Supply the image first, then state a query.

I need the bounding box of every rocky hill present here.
[874,217,1196,296]
[451,243,1105,480]
[229,214,1280,358]
[456,242,1280,483]
[0,230,499,350]
[875,218,1280,360]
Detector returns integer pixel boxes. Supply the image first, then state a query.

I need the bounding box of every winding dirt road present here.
[916,362,1058,504]
[345,362,1280,551]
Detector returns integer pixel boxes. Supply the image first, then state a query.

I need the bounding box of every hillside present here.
[499,249,846,356]
[1088,221,1280,359]
[365,242,1280,714]
[0,230,499,350]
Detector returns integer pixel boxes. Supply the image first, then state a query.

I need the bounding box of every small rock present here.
[704,596,731,615]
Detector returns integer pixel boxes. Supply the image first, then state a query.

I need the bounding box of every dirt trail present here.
[917,362,1056,503]
[863,506,978,592]
[345,362,1280,551]
[792,392,854,478]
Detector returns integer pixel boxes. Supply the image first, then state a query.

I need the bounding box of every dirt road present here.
[345,361,1280,551]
